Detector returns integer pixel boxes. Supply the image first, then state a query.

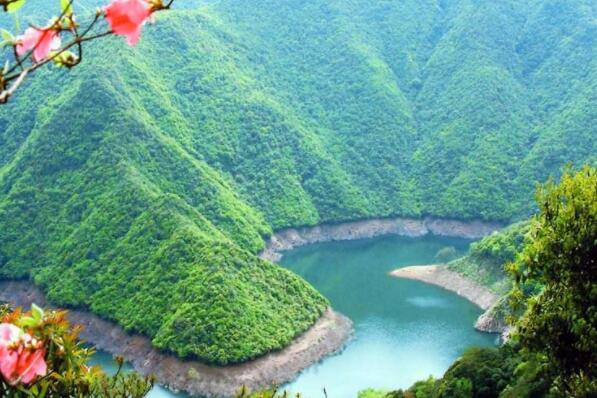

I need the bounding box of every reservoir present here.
[279,235,497,397]
[93,234,496,397]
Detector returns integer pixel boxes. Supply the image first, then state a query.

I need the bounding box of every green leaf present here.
[6,0,26,13]
[31,303,44,321]
[60,0,73,16]
[18,316,37,327]
[0,28,14,42]
[39,383,49,398]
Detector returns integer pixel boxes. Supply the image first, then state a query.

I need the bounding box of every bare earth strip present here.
[0,218,499,396]
[0,281,352,398]
[390,265,499,310]
[260,217,502,262]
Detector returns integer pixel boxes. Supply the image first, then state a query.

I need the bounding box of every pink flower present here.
[0,324,47,386]
[11,347,47,385]
[0,324,21,343]
[0,323,22,384]
[16,27,61,62]
[104,0,152,46]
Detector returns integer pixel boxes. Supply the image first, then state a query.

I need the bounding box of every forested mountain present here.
[375,166,597,398]
[0,0,594,364]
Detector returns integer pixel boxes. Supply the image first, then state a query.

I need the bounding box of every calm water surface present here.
[93,234,496,397]
[279,235,497,398]
[90,351,187,398]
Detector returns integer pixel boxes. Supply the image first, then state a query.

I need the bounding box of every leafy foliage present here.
[380,348,518,398]
[0,304,153,397]
[358,389,389,398]
[0,0,594,365]
[376,345,565,398]
[470,223,530,265]
[509,165,597,395]
[437,348,518,398]
[235,386,304,398]
[448,222,530,294]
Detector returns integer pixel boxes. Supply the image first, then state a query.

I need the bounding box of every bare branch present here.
[0,0,174,103]
[0,69,27,104]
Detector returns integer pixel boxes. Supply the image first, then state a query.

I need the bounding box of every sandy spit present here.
[389,265,499,310]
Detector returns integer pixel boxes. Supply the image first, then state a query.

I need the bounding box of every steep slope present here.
[412,0,596,220]
[199,0,595,222]
[412,1,534,219]
[448,222,530,295]
[0,0,595,365]
[0,58,328,365]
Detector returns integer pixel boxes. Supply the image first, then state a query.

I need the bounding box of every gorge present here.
[1,218,502,397]
[0,0,595,396]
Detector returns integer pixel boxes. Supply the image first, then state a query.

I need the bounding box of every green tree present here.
[510,165,597,396]
[434,246,458,263]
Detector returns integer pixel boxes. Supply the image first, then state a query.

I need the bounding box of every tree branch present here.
[0,0,173,104]
[0,69,27,103]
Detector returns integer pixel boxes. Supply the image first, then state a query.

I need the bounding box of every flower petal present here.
[104,0,152,47]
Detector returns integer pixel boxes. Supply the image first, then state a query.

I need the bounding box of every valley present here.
[0,0,595,396]
[0,218,501,397]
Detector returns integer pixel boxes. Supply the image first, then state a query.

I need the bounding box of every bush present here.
[0,304,153,397]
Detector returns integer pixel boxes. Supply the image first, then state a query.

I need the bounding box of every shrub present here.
[0,304,153,397]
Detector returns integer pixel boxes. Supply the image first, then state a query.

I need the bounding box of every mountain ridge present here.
[0,0,594,365]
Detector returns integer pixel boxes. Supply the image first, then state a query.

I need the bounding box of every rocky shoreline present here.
[260,217,506,336]
[474,297,512,336]
[0,217,502,396]
[260,217,502,262]
[0,281,352,398]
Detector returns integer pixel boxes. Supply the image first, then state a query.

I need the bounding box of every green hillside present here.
[448,221,530,294]
[0,56,328,365]
[0,0,595,364]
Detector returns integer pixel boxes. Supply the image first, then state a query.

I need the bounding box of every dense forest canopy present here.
[0,0,595,365]
[447,221,530,295]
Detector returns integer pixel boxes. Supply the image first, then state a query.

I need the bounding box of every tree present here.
[510,165,597,396]
[0,0,175,103]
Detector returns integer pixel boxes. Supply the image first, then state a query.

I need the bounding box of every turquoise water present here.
[92,234,496,397]
[89,351,187,398]
[278,235,497,398]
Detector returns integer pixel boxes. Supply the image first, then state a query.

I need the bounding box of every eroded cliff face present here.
[261,217,502,262]
[475,297,511,335]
